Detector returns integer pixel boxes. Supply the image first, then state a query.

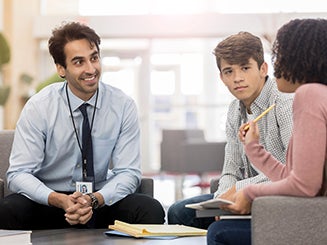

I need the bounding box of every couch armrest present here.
[210,177,220,194]
[135,178,153,197]
[0,178,4,199]
[252,196,327,245]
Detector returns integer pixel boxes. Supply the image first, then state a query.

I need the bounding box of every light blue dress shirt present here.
[7,81,141,206]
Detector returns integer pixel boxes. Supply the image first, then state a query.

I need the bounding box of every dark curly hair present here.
[48,22,101,68]
[272,18,327,85]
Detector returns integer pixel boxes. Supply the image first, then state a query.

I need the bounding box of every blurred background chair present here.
[160,129,226,199]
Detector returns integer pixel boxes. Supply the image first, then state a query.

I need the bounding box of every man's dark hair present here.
[48,22,101,68]
[272,18,327,85]
[213,31,264,71]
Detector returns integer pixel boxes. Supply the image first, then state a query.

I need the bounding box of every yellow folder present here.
[108,220,207,238]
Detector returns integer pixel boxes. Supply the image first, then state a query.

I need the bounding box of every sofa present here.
[0,130,153,199]
[210,178,327,244]
[0,130,14,198]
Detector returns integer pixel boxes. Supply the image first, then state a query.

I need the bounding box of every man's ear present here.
[260,62,268,77]
[56,64,65,78]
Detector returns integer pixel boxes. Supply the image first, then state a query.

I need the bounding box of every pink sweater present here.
[244,83,327,200]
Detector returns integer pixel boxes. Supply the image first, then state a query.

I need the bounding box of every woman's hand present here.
[239,121,260,145]
[218,185,236,201]
[215,186,236,221]
[224,190,252,215]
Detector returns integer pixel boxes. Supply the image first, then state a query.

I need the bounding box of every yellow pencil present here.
[244,104,276,131]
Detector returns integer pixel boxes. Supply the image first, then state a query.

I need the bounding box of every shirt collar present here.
[251,76,275,110]
[65,82,101,112]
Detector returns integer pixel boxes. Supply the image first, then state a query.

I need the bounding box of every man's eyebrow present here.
[90,51,99,56]
[71,56,84,63]
[222,67,232,72]
[70,51,99,63]
[240,61,252,66]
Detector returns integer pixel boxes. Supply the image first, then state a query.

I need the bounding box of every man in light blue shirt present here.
[0,22,165,229]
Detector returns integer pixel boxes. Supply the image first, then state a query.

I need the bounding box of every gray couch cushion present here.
[0,130,14,198]
[252,196,327,245]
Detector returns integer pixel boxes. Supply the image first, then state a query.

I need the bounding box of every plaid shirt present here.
[214,77,294,196]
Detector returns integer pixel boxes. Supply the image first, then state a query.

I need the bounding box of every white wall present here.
[33,13,327,40]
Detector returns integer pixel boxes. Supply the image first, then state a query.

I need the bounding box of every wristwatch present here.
[87,193,99,209]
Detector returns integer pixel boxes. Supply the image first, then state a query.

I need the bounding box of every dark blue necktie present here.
[79,103,95,184]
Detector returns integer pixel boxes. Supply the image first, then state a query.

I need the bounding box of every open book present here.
[107,220,207,238]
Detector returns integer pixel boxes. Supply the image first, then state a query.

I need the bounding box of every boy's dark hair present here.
[213,31,264,71]
[272,18,327,85]
[48,22,101,68]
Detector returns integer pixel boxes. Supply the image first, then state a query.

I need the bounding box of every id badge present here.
[76,181,93,194]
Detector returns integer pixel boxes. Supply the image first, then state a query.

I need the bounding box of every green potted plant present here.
[0,32,11,106]
[36,73,65,93]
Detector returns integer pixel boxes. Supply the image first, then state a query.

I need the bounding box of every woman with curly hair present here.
[207,18,327,245]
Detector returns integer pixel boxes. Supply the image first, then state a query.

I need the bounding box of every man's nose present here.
[233,70,244,83]
[84,61,96,74]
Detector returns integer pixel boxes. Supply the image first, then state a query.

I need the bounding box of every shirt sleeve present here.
[7,100,53,205]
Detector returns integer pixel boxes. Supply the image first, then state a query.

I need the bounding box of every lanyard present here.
[65,83,98,179]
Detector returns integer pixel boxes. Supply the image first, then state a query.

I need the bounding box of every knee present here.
[207,220,251,245]
[150,198,166,223]
[0,198,11,215]
[136,194,166,224]
[167,201,183,224]
[0,194,35,229]
[0,194,33,212]
[207,221,225,245]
